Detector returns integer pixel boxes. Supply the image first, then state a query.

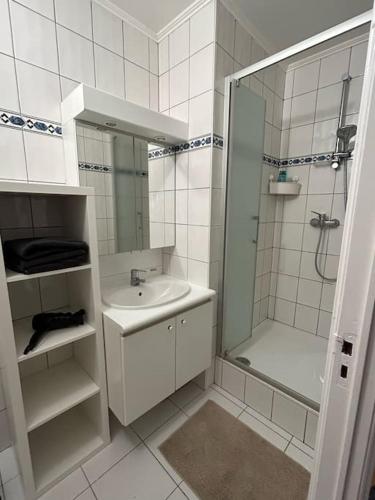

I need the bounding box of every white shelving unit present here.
[0,182,110,499]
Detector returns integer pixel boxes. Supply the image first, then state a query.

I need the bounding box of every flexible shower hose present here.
[314,225,337,283]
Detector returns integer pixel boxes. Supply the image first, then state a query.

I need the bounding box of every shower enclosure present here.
[220,29,368,410]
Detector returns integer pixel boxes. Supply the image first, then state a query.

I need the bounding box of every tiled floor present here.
[0,382,314,500]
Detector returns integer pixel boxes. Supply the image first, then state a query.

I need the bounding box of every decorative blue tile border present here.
[263,154,281,166]
[148,133,224,160]
[280,153,334,166]
[0,109,62,136]
[79,162,112,173]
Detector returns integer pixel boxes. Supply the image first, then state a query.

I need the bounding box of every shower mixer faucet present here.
[310,211,340,229]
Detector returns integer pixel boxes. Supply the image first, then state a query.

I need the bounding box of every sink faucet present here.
[130,269,146,286]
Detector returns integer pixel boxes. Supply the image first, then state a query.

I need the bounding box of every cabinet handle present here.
[168,325,174,331]
[181,319,186,325]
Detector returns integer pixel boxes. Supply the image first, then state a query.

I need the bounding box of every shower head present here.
[337,124,357,151]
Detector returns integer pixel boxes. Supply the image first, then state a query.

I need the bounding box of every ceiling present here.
[110,0,195,33]
[232,0,372,52]
[110,0,372,50]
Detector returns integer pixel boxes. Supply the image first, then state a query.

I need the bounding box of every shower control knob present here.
[181,319,186,325]
[168,325,174,331]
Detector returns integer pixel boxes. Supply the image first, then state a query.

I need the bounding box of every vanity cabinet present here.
[122,318,176,423]
[105,300,213,426]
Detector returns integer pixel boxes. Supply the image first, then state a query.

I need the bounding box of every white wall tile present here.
[125,61,149,108]
[8,280,41,319]
[300,251,323,281]
[159,72,169,112]
[317,310,332,338]
[347,76,363,115]
[95,45,125,99]
[280,223,303,250]
[277,249,301,277]
[293,61,320,96]
[319,49,350,88]
[92,2,123,56]
[16,0,54,18]
[187,258,209,286]
[217,1,235,56]
[0,53,19,111]
[124,23,149,70]
[169,21,189,68]
[175,190,188,224]
[188,148,211,189]
[150,73,159,112]
[297,278,322,308]
[188,189,210,226]
[244,375,273,418]
[189,91,213,138]
[290,92,317,127]
[40,274,68,311]
[190,0,215,56]
[0,128,27,181]
[188,225,210,262]
[57,26,95,85]
[170,101,188,122]
[282,195,307,223]
[274,298,295,326]
[173,224,188,257]
[308,164,335,194]
[221,362,245,401]
[215,44,234,95]
[312,118,339,153]
[16,60,61,122]
[189,44,214,98]
[272,393,307,440]
[170,60,189,107]
[149,39,158,75]
[276,274,298,302]
[158,37,169,74]
[234,22,251,67]
[321,283,336,312]
[284,70,294,99]
[55,0,92,39]
[24,134,65,183]
[350,42,368,77]
[288,124,313,157]
[0,0,13,56]
[11,2,58,72]
[315,83,342,122]
[294,304,319,333]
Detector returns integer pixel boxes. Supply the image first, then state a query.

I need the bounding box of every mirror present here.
[76,122,176,255]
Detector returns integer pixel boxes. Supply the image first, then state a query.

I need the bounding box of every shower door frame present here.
[221,8,375,500]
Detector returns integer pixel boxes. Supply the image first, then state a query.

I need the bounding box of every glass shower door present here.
[222,82,265,353]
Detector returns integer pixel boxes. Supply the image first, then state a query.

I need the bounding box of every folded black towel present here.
[24,309,86,354]
[3,238,89,274]
[3,238,88,260]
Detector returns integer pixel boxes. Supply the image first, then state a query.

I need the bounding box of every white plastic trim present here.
[229,10,373,82]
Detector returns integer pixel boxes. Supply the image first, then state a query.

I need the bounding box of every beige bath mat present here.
[159,400,310,500]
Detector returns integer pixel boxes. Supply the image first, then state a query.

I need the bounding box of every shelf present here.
[269,181,301,195]
[6,263,92,283]
[29,406,104,493]
[22,358,100,432]
[14,316,95,362]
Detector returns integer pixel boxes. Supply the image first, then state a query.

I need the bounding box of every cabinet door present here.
[176,301,213,390]
[122,317,176,424]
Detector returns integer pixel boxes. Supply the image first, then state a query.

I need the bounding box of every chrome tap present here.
[130,269,146,286]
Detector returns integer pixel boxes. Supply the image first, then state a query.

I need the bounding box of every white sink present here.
[102,275,191,309]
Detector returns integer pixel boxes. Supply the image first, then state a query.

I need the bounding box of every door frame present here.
[221,8,375,499]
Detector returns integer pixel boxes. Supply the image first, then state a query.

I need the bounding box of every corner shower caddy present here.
[269,180,301,195]
[0,182,110,499]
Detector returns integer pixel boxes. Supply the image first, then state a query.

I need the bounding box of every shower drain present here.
[235,356,251,367]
